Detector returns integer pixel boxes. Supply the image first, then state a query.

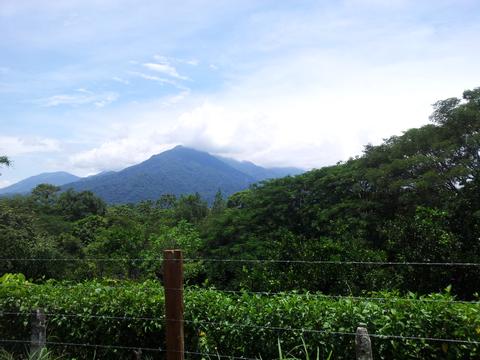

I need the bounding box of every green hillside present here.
[60,146,303,204]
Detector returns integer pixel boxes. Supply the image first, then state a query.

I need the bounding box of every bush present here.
[0,276,479,359]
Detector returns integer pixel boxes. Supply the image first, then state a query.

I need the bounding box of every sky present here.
[1,0,480,187]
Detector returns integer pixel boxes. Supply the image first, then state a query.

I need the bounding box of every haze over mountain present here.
[0,172,80,195]
[61,146,303,203]
[217,156,304,181]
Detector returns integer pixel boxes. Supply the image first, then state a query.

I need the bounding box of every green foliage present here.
[0,280,479,359]
[277,337,330,360]
[0,156,11,167]
[141,220,205,282]
[0,204,36,276]
[0,348,64,360]
[173,193,208,224]
[56,189,106,221]
[0,156,11,176]
[31,184,61,209]
[201,87,480,296]
[211,190,226,215]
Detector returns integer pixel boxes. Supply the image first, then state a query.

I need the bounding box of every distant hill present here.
[61,146,303,203]
[2,147,304,203]
[218,156,304,180]
[0,171,80,195]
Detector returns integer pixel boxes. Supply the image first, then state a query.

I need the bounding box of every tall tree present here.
[0,156,10,175]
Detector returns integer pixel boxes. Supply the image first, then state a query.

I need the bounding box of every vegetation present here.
[1,276,479,359]
[202,87,480,297]
[0,87,479,358]
[0,156,10,176]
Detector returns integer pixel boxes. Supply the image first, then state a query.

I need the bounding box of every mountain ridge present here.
[1,146,304,203]
[0,171,80,195]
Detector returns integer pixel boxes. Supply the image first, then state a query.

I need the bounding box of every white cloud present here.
[4,0,480,181]
[38,90,118,107]
[130,71,177,85]
[182,59,199,66]
[112,76,130,85]
[0,179,12,189]
[70,138,176,172]
[67,40,474,172]
[0,136,61,155]
[143,55,188,80]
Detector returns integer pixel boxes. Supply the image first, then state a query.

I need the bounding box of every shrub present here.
[0,276,479,359]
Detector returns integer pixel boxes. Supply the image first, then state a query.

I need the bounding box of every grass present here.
[0,348,63,360]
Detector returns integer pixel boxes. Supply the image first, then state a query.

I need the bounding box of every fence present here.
[1,251,480,359]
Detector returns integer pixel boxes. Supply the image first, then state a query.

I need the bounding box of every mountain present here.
[2,147,304,203]
[61,146,270,204]
[0,171,80,195]
[217,156,304,181]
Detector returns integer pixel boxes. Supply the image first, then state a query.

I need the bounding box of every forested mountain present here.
[0,171,80,195]
[0,147,303,203]
[61,146,301,203]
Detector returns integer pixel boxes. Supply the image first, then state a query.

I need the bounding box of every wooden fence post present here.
[30,309,46,359]
[355,324,373,360]
[164,249,184,360]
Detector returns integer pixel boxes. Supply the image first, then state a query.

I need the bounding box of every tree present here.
[31,183,61,208]
[201,87,480,296]
[211,189,226,215]
[173,193,208,224]
[0,156,10,175]
[56,189,107,221]
[0,204,35,275]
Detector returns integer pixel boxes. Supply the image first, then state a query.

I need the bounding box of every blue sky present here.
[1,0,480,187]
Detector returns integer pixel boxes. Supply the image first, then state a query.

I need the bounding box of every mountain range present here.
[0,146,303,203]
[0,171,80,195]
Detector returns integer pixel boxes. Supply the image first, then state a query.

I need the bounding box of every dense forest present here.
[1,88,479,358]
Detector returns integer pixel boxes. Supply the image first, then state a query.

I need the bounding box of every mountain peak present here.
[4,147,303,203]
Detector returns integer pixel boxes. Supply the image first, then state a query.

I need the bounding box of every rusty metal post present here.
[164,250,184,360]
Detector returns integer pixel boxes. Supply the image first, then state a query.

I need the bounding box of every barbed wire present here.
[0,338,259,359]
[1,282,479,304]
[1,311,165,322]
[0,338,163,352]
[2,256,480,355]
[0,283,165,291]
[2,311,480,345]
[184,258,480,267]
[2,257,480,267]
[0,258,151,262]
[180,287,480,304]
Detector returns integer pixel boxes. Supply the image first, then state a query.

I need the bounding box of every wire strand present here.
[2,312,480,345]
[2,257,480,267]
[0,258,152,262]
[179,286,480,304]
[0,338,163,352]
[2,283,478,304]
[1,311,165,322]
[187,258,480,266]
[0,339,259,359]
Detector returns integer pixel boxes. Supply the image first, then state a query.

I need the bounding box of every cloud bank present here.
[1,0,480,181]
